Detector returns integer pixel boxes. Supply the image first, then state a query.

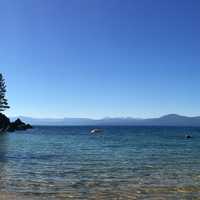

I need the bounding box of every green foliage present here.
[0,74,10,112]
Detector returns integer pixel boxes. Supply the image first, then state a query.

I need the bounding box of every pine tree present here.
[0,74,10,112]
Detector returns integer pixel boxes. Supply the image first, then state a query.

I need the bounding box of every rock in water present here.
[0,115,32,133]
[7,118,33,132]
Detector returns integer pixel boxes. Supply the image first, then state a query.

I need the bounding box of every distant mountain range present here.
[10,114,200,126]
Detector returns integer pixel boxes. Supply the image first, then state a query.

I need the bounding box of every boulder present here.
[0,115,33,133]
[7,118,33,132]
[25,124,32,129]
[13,118,26,126]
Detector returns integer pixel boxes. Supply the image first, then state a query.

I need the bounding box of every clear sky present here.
[1,0,200,118]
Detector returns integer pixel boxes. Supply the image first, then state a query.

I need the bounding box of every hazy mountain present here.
[10,114,200,126]
[10,116,95,126]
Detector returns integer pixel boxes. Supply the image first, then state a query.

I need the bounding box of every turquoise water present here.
[0,126,200,199]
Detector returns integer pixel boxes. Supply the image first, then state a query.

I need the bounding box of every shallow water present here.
[0,126,200,199]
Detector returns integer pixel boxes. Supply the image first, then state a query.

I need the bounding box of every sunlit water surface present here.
[0,126,200,199]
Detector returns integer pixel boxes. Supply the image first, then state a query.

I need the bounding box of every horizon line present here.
[8,113,200,120]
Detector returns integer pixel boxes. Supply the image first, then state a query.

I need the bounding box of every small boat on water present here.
[185,134,192,139]
[90,128,103,134]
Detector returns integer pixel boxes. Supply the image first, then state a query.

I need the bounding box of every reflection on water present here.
[0,133,9,192]
[0,126,200,199]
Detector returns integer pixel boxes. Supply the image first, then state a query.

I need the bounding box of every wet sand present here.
[1,186,200,200]
[0,193,25,200]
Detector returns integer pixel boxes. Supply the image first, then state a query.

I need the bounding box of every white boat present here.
[90,128,103,134]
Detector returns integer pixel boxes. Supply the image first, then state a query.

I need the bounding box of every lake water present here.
[0,126,200,199]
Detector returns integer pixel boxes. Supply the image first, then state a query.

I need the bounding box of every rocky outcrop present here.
[7,118,32,132]
[0,113,10,132]
[0,114,32,133]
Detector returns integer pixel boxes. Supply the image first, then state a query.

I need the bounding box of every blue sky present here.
[1,0,200,118]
